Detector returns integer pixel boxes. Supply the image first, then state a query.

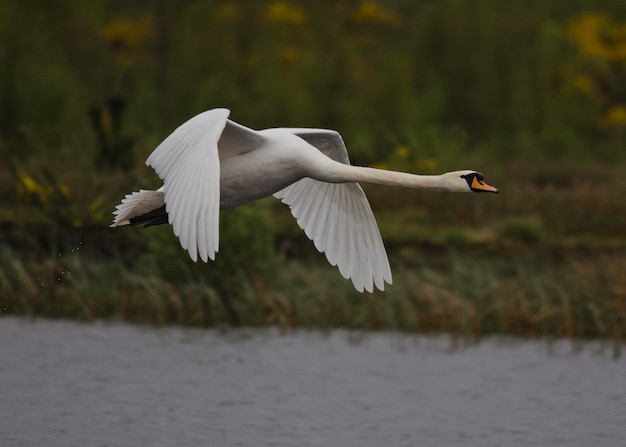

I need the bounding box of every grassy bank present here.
[2,236,625,344]
[2,161,625,346]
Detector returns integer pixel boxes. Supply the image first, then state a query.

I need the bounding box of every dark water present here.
[0,318,624,447]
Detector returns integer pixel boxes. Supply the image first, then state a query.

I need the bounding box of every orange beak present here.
[471,176,499,193]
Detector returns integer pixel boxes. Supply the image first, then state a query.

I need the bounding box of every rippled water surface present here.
[1,317,624,447]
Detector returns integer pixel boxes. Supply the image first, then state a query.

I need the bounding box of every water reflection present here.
[0,317,624,447]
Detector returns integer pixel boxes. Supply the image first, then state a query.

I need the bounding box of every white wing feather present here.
[273,128,392,292]
[110,189,165,227]
[145,108,229,262]
[274,178,392,292]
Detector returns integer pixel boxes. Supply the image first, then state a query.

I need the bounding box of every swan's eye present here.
[461,173,482,184]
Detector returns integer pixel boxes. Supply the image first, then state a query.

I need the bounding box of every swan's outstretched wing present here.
[273,129,392,292]
[279,128,351,164]
[146,108,265,262]
[146,109,228,262]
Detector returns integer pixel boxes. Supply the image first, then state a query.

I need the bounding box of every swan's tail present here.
[110,189,167,228]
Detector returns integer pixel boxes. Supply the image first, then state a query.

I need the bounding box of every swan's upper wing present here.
[273,129,392,292]
[145,109,265,262]
[220,118,266,158]
[274,128,351,164]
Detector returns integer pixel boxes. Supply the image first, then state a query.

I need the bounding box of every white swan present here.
[112,109,498,292]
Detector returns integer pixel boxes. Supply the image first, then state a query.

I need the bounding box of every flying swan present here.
[111,109,498,292]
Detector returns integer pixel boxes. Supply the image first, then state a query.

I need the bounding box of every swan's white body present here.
[112,108,497,292]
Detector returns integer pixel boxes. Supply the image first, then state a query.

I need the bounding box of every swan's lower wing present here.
[146,109,229,262]
[274,178,392,292]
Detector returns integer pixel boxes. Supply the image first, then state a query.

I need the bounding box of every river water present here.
[0,317,624,447]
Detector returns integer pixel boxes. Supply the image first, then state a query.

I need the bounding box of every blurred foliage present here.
[3,241,626,346]
[1,0,625,228]
[497,217,545,245]
[1,0,626,164]
[138,200,279,284]
[88,96,136,171]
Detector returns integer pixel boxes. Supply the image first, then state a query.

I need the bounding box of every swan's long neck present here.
[322,164,452,191]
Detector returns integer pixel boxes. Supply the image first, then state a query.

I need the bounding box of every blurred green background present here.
[1,1,626,342]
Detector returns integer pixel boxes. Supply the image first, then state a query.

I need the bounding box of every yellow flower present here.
[17,171,49,202]
[354,1,399,25]
[568,14,610,59]
[424,157,438,171]
[611,39,626,63]
[277,45,300,63]
[266,1,305,24]
[568,13,626,63]
[394,145,410,159]
[416,158,438,173]
[607,21,626,62]
[102,15,153,67]
[18,172,38,194]
[600,105,626,128]
[100,109,112,132]
[88,196,106,220]
[570,75,597,98]
[216,1,239,20]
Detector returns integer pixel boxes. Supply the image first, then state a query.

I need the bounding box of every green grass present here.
[2,239,625,347]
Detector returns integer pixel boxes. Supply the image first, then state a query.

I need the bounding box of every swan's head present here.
[443,170,499,193]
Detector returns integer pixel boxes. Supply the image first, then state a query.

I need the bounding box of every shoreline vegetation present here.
[2,161,625,348]
[2,230,625,352]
